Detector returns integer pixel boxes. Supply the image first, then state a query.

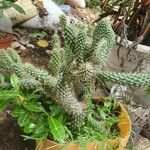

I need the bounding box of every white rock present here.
[20,45,27,50]
[26,44,35,48]
[45,50,51,55]
[65,0,86,8]
[21,0,66,29]
[11,41,21,49]
[19,36,30,45]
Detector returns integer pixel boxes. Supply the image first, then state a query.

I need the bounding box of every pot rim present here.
[116,35,150,54]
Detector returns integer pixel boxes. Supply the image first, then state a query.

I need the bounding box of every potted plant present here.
[1,16,150,149]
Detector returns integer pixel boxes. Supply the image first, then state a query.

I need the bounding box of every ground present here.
[0,107,35,150]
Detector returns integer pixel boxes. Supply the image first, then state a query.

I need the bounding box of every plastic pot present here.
[36,99,131,150]
[0,35,12,49]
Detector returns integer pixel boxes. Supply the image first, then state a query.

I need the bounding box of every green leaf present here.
[25,93,41,102]
[0,99,10,111]
[0,90,18,100]
[24,123,35,134]
[48,117,66,143]
[10,3,25,15]
[34,122,47,135]
[11,107,26,117]
[24,102,45,113]
[50,105,63,117]
[10,74,20,89]
[18,111,31,127]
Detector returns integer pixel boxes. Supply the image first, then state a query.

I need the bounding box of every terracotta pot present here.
[0,35,12,49]
[36,100,131,150]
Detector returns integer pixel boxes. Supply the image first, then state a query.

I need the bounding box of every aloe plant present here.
[0,16,149,132]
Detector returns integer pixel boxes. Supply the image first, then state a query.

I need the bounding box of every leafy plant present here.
[0,16,149,148]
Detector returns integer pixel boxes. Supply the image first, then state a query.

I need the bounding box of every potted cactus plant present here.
[1,16,150,150]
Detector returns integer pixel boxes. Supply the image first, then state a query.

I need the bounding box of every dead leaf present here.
[36,39,49,48]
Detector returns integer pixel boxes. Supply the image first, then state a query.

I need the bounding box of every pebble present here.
[11,41,21,49]
[45,50,51,55]
[19,36,30,45]
[59,5,72,14]
[20,45,27,51]
[26,44,35,48]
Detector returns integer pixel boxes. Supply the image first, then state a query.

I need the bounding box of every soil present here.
[13,27,52,69]
[0,106,36,150]
[142,33,150,46]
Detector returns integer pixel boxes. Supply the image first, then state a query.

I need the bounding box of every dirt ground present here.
[0,106,35,150]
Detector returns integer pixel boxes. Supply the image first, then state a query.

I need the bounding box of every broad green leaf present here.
[34,122,47,135]
[0,99,10,111]
[10,74,20,89]
[48,117,66,143]
[10,3,25,15]
[11,107,26,117]
[24,123,35,134]
[18,111,31,127]
[50,105,63,117]
[24,102,45,113]
[0,90,18,100]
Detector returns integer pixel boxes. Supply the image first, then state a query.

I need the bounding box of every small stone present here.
[19,36,30,45]
[59,5,72,14]
[11,41,21,49]
[45,50,51,55]
[20,45,27,51]
[26,44,35,48]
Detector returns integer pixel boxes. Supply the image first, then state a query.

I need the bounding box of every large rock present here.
[0,14,12,33]
[4,0,38,26]
[65,0,86,8]
[21,0,66,29]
